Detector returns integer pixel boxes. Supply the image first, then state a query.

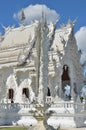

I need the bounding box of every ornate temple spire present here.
[41,0,44,18]
[41,3,47,27]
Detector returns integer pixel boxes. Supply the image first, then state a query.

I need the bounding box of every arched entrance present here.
[61,65,70,91]
[22,88,29,98]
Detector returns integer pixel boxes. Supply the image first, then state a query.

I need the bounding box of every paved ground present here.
[61,128,86,130]
[0,126,86,130]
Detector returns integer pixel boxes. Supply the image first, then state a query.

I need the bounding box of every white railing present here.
[45,96,86,111]
[51,102,85,111]
[0,98,85,111]
[0,103,19,110]
[0,103,31,111]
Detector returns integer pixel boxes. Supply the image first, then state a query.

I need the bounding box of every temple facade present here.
[0,20,83,103]
[0,18,86,129]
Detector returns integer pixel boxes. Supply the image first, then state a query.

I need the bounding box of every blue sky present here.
[0,0,86,64]
[0,0,86,33]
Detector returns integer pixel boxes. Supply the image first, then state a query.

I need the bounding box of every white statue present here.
[64,84,70,97]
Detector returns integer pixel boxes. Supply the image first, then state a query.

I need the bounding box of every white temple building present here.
[0,10,86,129]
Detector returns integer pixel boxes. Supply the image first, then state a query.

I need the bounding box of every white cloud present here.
[13,4,59,24]
[75,27,86,51]
[75,27,86,64]
[80,52,86,65]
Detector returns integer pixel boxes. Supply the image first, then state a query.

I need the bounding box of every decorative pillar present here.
[38,22,49,104]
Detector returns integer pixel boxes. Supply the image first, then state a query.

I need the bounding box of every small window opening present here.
[8,89,14,99]
[47,87,51,96]
[22,88,29,98]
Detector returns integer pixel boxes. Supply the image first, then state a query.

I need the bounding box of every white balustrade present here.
[0,99,85,111]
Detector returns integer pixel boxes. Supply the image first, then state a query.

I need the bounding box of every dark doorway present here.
[61,65,70,91]
[47,87,51,96]
[8,89,14,99]
[22,88,29,98]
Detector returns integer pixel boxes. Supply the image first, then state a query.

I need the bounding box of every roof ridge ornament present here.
[0,33,4,42]
[67,18,77,28]
[19,9,26,25]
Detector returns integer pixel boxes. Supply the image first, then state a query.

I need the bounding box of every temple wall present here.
[15,70,29,86]
[0,67,13,101]
[0,22,84,103]
[49,75,59,97]
[31,76,36,94]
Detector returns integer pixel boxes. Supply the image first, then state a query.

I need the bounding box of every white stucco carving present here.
[0,19,85,128]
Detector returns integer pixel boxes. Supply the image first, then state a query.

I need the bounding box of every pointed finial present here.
[41,4,46,25]
[42,5,44,20]
[68,17,72,24]
[73,18,78,25]
[19,9,25,24]
[67,17,77,27]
